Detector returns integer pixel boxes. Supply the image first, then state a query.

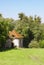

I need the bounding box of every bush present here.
[29,40,39,48]
[39,40,44,48]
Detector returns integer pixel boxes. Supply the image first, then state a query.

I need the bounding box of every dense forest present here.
[0,13,44,48]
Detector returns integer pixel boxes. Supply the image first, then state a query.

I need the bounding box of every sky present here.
[0,0,44,23]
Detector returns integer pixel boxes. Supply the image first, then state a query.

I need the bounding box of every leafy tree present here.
[15,13,34,47]
[18,13,25,20]
[0,15,15,48]
[40,24,44,40]
[39,40,44,48]
[0,13,43,48]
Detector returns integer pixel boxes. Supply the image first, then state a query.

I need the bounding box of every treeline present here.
[0,13,44,48]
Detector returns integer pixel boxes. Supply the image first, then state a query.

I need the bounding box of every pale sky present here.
[0,0,44,23]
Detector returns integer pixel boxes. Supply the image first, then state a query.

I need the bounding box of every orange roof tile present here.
[9,30,23,38]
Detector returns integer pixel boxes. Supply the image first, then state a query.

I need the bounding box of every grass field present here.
[0,48,44,65]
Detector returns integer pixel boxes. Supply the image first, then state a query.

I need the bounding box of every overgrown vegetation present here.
[0,13,44,48]
[29,40,39,48]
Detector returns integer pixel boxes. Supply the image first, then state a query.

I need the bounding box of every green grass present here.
[0,48,44,65]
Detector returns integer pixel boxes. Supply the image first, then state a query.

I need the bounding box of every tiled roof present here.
[9,30,23,38]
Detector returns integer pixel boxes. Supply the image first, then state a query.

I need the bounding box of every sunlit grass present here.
[0,48,44,65]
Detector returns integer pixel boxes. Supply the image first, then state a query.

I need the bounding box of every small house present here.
[5,30,23,48]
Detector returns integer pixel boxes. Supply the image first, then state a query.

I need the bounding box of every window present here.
[12,35,15,37]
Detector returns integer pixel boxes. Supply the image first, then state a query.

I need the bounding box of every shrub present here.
[29,40,39,48]
[39,40,44,48]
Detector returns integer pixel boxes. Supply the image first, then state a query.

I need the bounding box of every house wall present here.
[5,39,12,48]
[12,39,19,47]
[21,39,23,47]
[19,39,23,48]
[12,38,23,48]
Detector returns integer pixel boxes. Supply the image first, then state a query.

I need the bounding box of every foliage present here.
[40,24,44,40]
[14,13,41,47]
[0,14,15,48]
[39,40,44,48]
[0,13,44,48]
[29,40,39,48]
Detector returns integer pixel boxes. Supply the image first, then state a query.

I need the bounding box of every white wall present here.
[12,39,19,47]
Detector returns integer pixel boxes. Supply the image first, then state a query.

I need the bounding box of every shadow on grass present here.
[0,47,18,52]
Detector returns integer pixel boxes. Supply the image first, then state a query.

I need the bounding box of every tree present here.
[15,13,34,47]
[0,16,15,48]
[34,15,41,23]
[18,13,25,20]
[28,15,41,41]
[40,24,44,40]
[0,13,3,17]
[0,13,42,48]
